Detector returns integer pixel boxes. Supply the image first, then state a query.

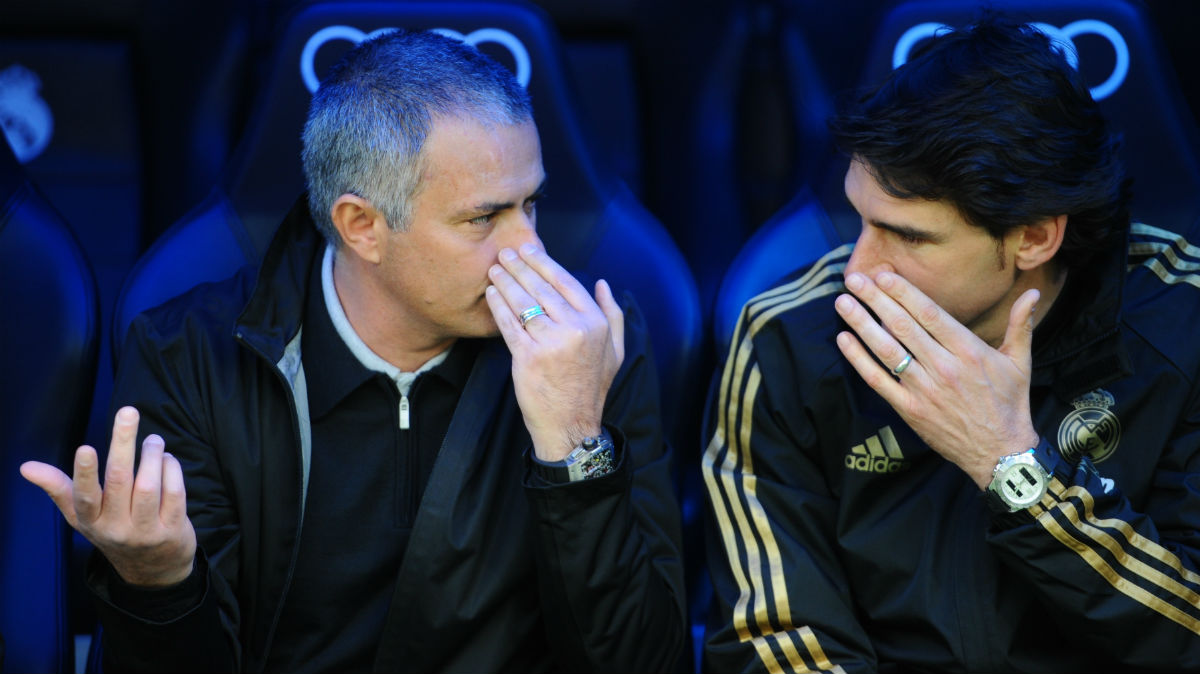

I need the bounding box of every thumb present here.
[595,279,625,364]
[20,460,80,529]
[999,288,1040,366]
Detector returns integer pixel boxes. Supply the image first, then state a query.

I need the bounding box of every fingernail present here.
[485,285,497,296]
[845,273,864,291]
[876,272,895,288]
[489,265,502,278]
[835,294,854,313]
[519,243,537,256]
[499,248,517,262]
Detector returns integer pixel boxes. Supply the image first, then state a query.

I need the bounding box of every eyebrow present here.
[455,178,547,220]
[868,218,944,243]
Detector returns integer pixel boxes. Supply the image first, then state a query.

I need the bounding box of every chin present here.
[463,314,501,339]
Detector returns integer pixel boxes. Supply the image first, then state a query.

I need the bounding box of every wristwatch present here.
[533,430,616,483]
[986,448,1050,513]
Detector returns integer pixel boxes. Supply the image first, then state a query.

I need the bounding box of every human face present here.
[376,115,545,345]
[842,159,1024,345]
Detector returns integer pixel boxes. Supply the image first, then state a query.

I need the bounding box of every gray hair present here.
[301,28,533,244]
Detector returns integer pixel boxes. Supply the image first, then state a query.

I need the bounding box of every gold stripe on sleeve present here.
[703,245,854,673]
[1038,479,1200,635]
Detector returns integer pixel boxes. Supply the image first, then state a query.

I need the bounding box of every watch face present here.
[998,462,1047,508]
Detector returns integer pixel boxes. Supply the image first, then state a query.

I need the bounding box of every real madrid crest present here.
[1057,389,1121,464]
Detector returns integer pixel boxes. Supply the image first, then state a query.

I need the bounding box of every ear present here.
[330,194,388,265]
[1013,214,1067,271]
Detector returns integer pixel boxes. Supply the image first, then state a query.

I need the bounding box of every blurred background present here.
[2,0,1197,672]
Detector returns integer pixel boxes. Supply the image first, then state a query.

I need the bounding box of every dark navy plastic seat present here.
[0,137,99,674]
[713,0,1200,356]
[0,3,255,456]
[113,0,702,451]
[110,3,703,670]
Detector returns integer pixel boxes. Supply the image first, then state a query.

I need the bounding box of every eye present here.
[469,212,495,227]
[524,191,544,216]
[896,232,925,245]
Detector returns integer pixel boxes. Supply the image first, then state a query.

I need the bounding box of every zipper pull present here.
[399,394,410,430]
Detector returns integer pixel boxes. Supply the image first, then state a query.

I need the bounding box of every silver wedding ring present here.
[518,304,546,327]
[891,353,913,375]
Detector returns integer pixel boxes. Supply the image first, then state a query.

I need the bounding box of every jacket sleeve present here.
[87,312,243,673]
[701,320,876,673]
[522,295,687,673]
[987,419,1200,669]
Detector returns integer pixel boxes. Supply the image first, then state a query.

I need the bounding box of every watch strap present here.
[530,429,616,483]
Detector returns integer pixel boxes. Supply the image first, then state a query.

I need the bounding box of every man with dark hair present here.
[21,29,685,672]
[703,15,1200,672]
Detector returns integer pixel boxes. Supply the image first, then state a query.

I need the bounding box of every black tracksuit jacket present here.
[703,223,1200,672]
[88,199,686,673]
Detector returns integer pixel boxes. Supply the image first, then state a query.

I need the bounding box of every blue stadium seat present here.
[0,137,99,674]
[112,6,703,668]
[113,0,702,451]
[0,2,256,463]
[713,0,1200,356]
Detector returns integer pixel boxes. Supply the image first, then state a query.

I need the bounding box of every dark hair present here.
[302,29,533,243]
[828,13,1131,270]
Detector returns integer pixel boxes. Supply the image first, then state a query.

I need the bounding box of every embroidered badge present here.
[1057,389,1121,464]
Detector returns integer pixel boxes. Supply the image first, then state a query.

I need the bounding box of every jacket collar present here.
[1030,227,1132,401]
[235,196,322,363]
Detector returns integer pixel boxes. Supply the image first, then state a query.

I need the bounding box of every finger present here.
[72,445,103,525]
[489,255,556,324]
[869,271,966,354]
[999,288,1040,364]
[834,291,916,376]
[19,460,79,529]
[515,243,594,311]
[836,330,906,403]
[485,285,535,350]
[160,452,189,528]
[595,280,625,364]
[130,435,165,529]
[102,406,141,517]
[494,247,572,319]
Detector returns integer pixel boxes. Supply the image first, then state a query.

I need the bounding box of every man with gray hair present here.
[22,29,685,672]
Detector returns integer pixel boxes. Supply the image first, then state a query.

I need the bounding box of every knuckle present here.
[888,317,915,340]
[104,466,132,486]
[75,492,99,511]
[917,302,941,327]
[932,360,960,383]
[862,369,888,390]
[133,482,159,499]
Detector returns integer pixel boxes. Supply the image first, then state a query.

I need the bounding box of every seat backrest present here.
[675,0,838,319]
[713,0,1200,355]
[859,0,1200,240]
[0,2,255,459]
[0,138,99,674]
[113,0,701,447]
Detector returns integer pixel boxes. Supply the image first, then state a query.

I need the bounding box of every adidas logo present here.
[845,426,909,473]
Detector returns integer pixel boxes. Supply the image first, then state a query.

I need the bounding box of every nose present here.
[844,225,888,279]
[501,210,541,251]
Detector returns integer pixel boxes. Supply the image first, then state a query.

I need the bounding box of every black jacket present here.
[90,199,686,673]
[703,223,1200,672]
